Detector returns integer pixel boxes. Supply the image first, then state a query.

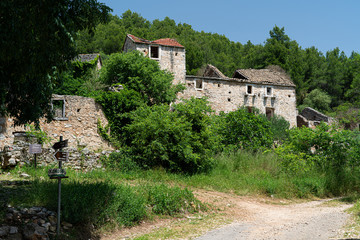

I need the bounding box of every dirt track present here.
[195,192,353,240]
[101,190,356,240]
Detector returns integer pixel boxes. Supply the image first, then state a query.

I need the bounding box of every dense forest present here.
[74,10,360,123]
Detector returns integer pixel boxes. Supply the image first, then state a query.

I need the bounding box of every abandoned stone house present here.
[122,34,186,85]
[123,34,298,127]
[0,95,111,151]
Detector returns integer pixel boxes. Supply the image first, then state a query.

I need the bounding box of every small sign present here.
[52,140,68,150]
[29,144,42,154]
[48,168,66,178]
[53,151,69,161]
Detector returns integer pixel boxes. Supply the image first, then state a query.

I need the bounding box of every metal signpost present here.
[29,144,42,168]
[48,136,68,236]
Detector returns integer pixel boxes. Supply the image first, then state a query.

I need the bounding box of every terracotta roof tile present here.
[127,34,184,48]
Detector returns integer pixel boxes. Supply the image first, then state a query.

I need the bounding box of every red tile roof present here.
[127,34,184,48]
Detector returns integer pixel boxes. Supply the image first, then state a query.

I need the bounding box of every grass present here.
[2,149,360,239]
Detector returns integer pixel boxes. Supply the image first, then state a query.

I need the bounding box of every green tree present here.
[0,0,111,125]
[100,51,184,105]
[300,89,332,112]
[218,107,273,151]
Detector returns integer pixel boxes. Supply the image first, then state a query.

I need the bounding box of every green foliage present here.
[300,89,332,112]
[124,101,216,174]
[145,184,203,216]
[274,123,360,194]
[333,102,360,129]
[25,124,52,145]
[100,51,184,105]
[96,87,145,144]
[0,0,111,125]
[269,114,290,143]
[218,107,273,151]
[102,151,140,172]
[54,56,105,97]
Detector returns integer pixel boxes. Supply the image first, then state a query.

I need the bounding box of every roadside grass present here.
[2,149,360,238]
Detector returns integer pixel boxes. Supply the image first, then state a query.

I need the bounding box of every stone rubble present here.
[0,205,71,240]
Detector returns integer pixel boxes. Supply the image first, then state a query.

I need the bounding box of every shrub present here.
[145,184,203,216]
[103,150,140,172]
[218,107,273,151]
[269,114,290,143]
[124,103,216,174]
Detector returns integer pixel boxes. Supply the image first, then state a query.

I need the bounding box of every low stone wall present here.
[0,133,111,171]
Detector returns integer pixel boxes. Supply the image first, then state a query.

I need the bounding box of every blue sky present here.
[101,0,360,57]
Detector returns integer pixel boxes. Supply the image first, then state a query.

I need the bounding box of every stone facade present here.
[0,95,112,151]
[123,34,186,84]
[180,75,297,127]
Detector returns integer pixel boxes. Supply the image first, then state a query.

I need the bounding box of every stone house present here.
[123,35,298,127]
[0,95,111,151]
[122,34,186,84]
[181,65,297,127]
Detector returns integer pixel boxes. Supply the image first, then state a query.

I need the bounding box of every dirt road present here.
[101,190,356,240]
[195,192,353,240]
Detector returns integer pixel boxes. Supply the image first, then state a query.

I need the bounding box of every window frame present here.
[149,45,160,59]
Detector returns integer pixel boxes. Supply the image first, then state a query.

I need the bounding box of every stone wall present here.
[0,95,112,151]
[0,132,111,170]
[180,76,298,127]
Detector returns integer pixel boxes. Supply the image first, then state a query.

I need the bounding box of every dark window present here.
[150,46,159,58]
[247,85,252,94]
[266,87,272,96]
[196,79,203,89]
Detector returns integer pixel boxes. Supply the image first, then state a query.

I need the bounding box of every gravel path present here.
[195,199,352,240]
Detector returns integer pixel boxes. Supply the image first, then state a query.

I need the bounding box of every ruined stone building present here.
[122,34,186,84]
[0,95,111,151]
[123,34,298,127]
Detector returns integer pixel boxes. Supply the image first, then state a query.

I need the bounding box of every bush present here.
[103,150,140,172]
[274,123,360,195]
[269,114,290,143]
[145,184,203,216]
[218,107,273,151]
[124,102,216,174]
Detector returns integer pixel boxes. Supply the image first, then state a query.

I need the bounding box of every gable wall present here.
[180,76,297,127]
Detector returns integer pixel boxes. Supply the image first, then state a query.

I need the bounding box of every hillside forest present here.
[74,10,360,120]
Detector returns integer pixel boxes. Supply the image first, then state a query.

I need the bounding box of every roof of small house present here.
[127,34,184,48]
[75,53,101,63]
[203,64,228,79]
[232,68,295,87]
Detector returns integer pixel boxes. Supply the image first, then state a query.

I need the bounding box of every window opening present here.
[228,98,231,102]
[150,46,159,59]
[247,85,252,94]
[266,107,274,120]
[266,87,272,96]
[52,99,67,120]
[195,79,203,89]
